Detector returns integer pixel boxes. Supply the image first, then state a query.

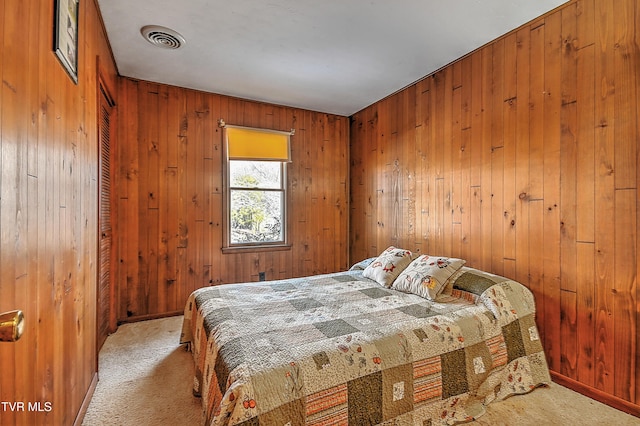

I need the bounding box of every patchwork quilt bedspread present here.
[181,267,550,425]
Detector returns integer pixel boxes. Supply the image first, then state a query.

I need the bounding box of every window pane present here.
[230,189,283,244]
[229,160,281,189]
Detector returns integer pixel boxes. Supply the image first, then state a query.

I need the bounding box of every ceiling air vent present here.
[140,25,185,49]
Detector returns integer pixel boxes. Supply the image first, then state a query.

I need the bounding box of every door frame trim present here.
[96,56,117,355]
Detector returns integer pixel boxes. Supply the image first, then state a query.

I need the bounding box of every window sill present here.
[222,244,292,254]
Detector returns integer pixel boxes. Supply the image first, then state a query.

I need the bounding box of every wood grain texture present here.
[0,0,118,424]
[115,81,349,320]
[593,0,616,396]
[2,0,638,421]
[349,0,639,413]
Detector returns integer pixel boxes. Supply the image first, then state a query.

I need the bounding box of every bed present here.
[181,248,550,425]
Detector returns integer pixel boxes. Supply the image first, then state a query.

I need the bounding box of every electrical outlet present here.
[259,272,266,281]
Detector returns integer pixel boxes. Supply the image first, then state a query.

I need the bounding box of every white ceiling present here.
[97,0,567,116]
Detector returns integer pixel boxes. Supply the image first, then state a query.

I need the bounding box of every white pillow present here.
[392,255,466,300]
[362,246,414,287]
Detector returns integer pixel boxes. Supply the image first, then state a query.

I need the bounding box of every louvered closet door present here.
[98,90,114,351]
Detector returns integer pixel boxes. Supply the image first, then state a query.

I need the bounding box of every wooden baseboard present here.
[118,310,183,325]
[74,372,98,426]
[550,371,640,418]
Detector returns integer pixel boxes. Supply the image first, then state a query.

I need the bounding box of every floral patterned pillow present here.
[392,255,466,300]
[362,246,414,287]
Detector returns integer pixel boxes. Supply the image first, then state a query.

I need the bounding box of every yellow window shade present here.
[226,127,291,161]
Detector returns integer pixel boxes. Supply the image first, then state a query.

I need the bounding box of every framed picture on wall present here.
[54,0,79,84]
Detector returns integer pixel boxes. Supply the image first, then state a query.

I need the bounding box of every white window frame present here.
[221,124,292,252]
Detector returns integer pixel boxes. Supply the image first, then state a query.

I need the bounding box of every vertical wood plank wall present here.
[350,0,639,413]
[115,79,349,321]
[0,0,117,425]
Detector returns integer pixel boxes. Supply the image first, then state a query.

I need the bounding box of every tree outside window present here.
[228,160,285,245]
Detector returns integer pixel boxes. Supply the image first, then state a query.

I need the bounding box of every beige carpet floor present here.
[83,315,639,426]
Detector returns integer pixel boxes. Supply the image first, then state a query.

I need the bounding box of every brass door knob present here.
[0,310,25,342]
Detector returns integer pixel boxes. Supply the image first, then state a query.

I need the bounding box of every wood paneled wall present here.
[350,0,639,415]
[0,0,117,425]
[115,79,349,321]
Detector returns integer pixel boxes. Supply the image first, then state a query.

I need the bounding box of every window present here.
[222,125,292,250]
[229,160,285,244]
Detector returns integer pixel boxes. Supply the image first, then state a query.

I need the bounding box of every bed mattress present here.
[181,267,550,425]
